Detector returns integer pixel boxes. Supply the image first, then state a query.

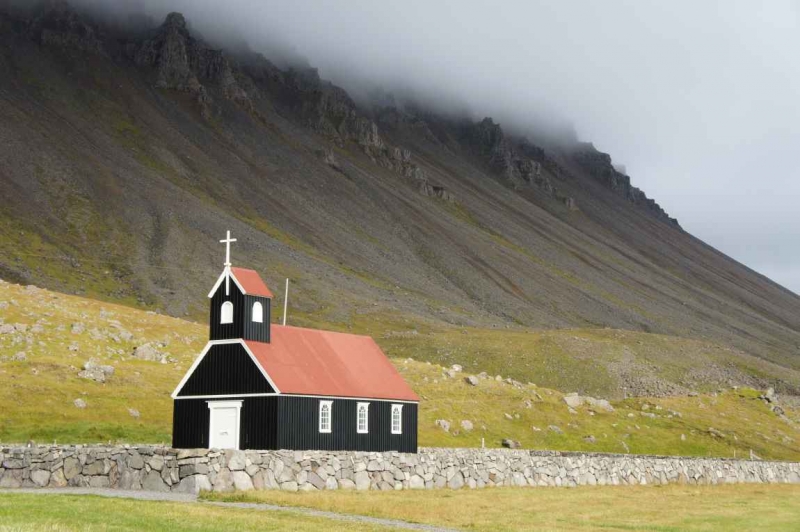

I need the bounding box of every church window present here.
[357,402,369,433]
[252,301,263,323]
[319,401,333,433]
[220,301,234,324]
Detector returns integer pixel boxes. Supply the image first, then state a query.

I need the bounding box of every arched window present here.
[357,402,369,434]
[319,401,332,433]
[220,301,234,324]
[391,404,403,435]
[252,301,263,323]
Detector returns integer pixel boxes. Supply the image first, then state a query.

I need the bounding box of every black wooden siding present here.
[177,343,274,396]
[241,397,279,450]
[172,399,209,448]
[209,282,272,342]
[172,395,418,453]
[243,295,271,343]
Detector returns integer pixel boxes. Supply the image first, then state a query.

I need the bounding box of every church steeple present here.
[207,231,273,343]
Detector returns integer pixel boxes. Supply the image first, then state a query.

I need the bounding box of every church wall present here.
[176,343,274,397]
[276,396,418,453]
[172,394,417,452]
[172,399,209,448]
[242,295,271,343]
[172,397,280,450]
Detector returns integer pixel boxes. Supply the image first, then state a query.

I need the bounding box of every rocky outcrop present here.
[281,70,455,200]
[573,145,680,227]
[26,0,105,55]
[131,13,251,110]
[463,118,560,198]
[420,182,456,203]
[1,445,798,493]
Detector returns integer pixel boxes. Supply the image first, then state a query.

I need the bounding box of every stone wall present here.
[1,446,799,494]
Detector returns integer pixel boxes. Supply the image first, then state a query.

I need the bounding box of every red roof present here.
[230,267,274,298]
[245,326,419,402]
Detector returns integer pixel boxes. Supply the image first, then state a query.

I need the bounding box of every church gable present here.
[174,342,275,397]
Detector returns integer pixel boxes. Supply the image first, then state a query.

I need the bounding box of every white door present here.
[208,401,242,449]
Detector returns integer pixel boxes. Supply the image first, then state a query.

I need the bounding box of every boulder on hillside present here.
[562,393,614,412]
[78,360,115,383]
[132,343,167,362]
[435,419,451,432]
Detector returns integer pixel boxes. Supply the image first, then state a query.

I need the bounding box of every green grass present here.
[0,493,395,531]
[205,484,800,532]
[397,356,800,459]
[0,280,798,459]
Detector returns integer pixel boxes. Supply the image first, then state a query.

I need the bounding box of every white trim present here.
[319,400,333,433]
[207,268,245,298]
[170,340,281,398]
[356,402,370,434]
[176,393,280,400]
[391,404,403,435]
[174,391,418,403]
[207,400,243,409]
[207,400,242,450]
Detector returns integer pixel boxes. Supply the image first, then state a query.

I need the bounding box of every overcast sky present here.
[113,1,800,293]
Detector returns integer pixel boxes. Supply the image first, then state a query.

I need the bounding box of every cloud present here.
[67,0,800,293]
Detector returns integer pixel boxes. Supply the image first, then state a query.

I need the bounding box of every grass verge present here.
[204,484,800,532]
[0,493,396,531]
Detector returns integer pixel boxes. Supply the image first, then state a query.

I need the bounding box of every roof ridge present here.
[269,324,373,339]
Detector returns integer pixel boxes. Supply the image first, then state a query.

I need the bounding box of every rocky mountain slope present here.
[1,2,799,390]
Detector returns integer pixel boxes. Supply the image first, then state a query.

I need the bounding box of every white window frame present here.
[356,402,370,434]
[207,400,243,450]
[220,301,234,324]
[391,404,403,435]
[252,301,263,323]
[319,400,333,433]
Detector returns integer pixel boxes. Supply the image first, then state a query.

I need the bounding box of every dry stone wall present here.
[1,446,799,494]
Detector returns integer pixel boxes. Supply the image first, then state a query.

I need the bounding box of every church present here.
[171,232,419,453]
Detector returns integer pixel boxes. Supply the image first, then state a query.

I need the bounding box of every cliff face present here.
[572,146,678,226]
[1,2,799,378]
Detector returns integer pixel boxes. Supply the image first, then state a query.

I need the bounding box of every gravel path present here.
[0,488,458,532]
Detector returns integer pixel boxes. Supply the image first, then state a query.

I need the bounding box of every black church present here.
[171,232,419,453]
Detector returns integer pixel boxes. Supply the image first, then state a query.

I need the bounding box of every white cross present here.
[220,230,237,267]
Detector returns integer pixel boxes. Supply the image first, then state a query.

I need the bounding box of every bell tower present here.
[207,231,273,342]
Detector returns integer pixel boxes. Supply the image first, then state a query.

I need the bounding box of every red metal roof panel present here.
[230,267,274,298]
[245,326,419,402]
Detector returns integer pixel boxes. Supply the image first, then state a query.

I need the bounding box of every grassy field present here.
[1,280,798,459]
[0,493,394,531]
[205,484,800,531]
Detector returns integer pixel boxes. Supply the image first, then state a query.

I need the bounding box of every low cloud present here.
[55,0,800,293]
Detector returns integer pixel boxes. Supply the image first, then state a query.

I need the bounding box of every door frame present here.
[207,400,243,450]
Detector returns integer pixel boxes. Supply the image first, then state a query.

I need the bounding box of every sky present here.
[85,0,800,293]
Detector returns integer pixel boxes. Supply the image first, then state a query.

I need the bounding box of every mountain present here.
[1,1,799,394]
